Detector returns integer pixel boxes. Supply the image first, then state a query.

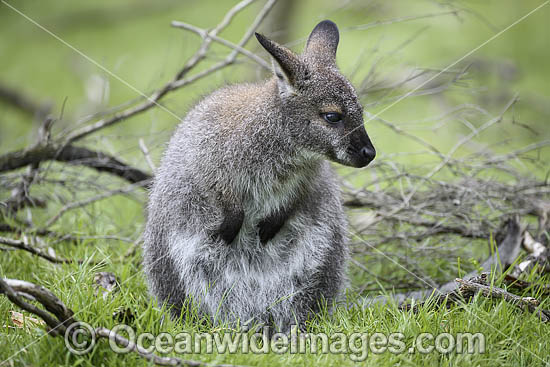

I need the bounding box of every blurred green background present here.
[1,0,549,163]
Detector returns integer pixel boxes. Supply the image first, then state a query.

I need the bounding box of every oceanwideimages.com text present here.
[65,323,486,361]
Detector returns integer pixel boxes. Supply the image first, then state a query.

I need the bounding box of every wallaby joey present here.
[143,20,375,331]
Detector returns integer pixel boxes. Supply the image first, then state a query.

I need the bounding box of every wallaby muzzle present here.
[349,129,376,168]
[360,145,376,164]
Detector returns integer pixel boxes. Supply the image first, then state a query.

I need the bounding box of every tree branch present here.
[0,144,151,184]
[456,277,550,322]
[0,278,243,366]
[0,236,73,264]
[0,83,51,118]
[61,0,275,145]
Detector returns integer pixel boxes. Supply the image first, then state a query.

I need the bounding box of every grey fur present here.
[143,20,375,331]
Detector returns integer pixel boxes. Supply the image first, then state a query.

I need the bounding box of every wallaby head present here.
[255,20,375,168]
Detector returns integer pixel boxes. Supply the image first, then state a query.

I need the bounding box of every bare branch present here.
[139,138,156,172]
[0,278,73,336]
[170,20,271,70]
[456,278,550,322]
[0,82,51,118]
[62,0,275,144]
[43,181,147,229]
[0,144,151,184]
[0,236,72,264]
[0,278,246,366]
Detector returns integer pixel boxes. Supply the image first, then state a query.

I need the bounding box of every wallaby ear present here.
[303,20,339,65]
[255,32,303,95]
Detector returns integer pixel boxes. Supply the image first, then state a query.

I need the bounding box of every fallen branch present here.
[398,272,496,313]
[365,216,524,306]
[0,83,51,118]
[501,274,550,295]
[468,217,523,275]
[95,327,241,367]
[0,144,151,184]
[42,181,147,229]
[0,236,72,264]
[401,272,550,324]
[0,0,275,180]
[456,277,550,322]
[510,231,550,276]
[0,278,242,366]
[344,191,491,239]
[0,278,74,336]
[0,224,84,244]
[2,164,45,214]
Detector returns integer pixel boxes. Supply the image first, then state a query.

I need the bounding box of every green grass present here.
[1,238,549,366]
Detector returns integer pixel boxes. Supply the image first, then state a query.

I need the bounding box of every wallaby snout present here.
[361,145,376,164]
[350,128,376,168]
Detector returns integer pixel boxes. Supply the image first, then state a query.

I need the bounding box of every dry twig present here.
[456,277,550,322]
[0,278,241,366]
[0,236,72,264]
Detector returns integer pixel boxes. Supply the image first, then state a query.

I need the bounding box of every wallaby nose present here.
[360,146,376,163]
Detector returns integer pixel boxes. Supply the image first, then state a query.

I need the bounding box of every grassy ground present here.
[1,239,549,366]
[1,0,550,366]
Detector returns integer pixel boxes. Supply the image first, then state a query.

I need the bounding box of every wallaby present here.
[143,20,375,331]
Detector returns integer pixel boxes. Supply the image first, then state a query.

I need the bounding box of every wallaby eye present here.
[321,112,343,124]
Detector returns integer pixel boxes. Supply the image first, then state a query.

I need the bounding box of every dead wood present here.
[0,278,241,366]
[0,235,73,264]
[0,144,151,184]
[456,277,550,322]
